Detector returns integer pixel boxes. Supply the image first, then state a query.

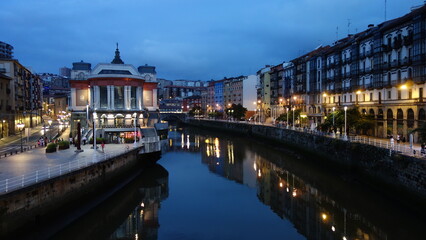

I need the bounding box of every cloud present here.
[0,0,423,80]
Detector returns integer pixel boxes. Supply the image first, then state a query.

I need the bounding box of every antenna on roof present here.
[347,19,351,35]
[384,0,387,21]
[336,26,339,41]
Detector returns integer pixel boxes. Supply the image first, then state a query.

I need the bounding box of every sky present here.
[0,0,424,81]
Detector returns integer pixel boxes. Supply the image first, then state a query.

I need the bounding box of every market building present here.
[69,45,159,142]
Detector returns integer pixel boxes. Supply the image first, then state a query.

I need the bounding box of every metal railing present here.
[197,119,424,159]
[0,146,136,195]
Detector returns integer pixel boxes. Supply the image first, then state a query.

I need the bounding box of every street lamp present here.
[344,106,348,140]
[48,119,52,141]
[286,107,289,129]
[93,111,97,150]
[134,112,137,147]
[292,107,295,130]
[332,107,336,137]
[17,122,24,152]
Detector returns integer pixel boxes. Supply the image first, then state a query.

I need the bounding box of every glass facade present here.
[114,86,124,109]
[131,86,136,109]
[100,86,108,108]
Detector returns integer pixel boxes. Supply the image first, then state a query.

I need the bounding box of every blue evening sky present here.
[0,0,423,80]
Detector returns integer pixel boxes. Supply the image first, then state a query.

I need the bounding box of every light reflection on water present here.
[51,126,425,240]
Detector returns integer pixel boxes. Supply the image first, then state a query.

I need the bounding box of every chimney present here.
[368,24,374,28]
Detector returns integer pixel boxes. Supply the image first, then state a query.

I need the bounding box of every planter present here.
[46,148,57,153]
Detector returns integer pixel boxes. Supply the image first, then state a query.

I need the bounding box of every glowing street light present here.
[17,122,25,152]
[344,106,348,140]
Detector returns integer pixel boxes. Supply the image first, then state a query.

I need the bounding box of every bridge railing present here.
[0,145,135,195]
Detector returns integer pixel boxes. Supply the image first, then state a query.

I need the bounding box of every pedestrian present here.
[82,136,87,145]
[397,134,400,144]
[390,136,395,149]
[402,136,406,143]
[422,143,426,155]
[69,137,73,144]
[101,141,105,152]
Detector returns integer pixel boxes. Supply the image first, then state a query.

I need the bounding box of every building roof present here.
[111,43,124,64]
[138,64,156,74]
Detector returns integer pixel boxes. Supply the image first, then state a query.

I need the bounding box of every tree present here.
[411,122,426,143]
[276,109,301,124]
[226,104,247,120]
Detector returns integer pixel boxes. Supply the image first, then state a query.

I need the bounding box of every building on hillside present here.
[182,95,202,112]
[59,67,71,78]
[69,45,159,142]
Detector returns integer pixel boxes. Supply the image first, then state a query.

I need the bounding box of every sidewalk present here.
[0,141,138,181]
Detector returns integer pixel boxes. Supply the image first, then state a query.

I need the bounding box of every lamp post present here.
[48,119,52,141]
[344,106,348,140]
[286,107,289,129]
[17,122,24,152]
[292,107,295,130]
[332,107,336,137]
[93,111,97,150]
[134,112,137,147]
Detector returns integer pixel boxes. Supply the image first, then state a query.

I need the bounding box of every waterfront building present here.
[69,45,159,142]
[254,4,426,140]
[0,59,43,134]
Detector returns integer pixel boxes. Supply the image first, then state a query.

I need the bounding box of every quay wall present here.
[0,147,144,236]
[188,120,426,200]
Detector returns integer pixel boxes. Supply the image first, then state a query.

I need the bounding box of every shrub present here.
[124,137,134,143]
[58,140,70,150]
[46,143,57,153]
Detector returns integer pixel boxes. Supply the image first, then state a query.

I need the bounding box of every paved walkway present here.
[0,141,137,181]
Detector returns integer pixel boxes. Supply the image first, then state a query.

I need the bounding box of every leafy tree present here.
[276,109,301,124]
[226,104,247,120]
[411,122,426,143]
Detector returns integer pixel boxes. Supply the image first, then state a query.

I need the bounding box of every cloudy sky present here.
[0,0,423,80]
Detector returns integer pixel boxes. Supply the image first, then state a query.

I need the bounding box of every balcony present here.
[382,62,390,69]
[382,44,391,52]
[401,57,412,66]
[404,35,413,46]
[393,38,402,49]
[0,68,6,73]
[366,50,373,57]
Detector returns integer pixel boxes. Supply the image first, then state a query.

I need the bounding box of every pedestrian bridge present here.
[158,112,187,122]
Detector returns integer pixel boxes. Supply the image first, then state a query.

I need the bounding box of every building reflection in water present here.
[194,131,402,240]
[109,165,169,240]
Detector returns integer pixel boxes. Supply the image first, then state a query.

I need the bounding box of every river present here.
[50,125,425,240]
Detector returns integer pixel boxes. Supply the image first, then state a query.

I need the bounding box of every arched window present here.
[362,109,367,115]
[387,109,394,125]
[369,109,375,116]
[419,109,426,126]
[397,109,403,126]
[407,109,414,128]
[378,109,384,119]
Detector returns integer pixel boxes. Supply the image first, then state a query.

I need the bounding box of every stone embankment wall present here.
[0,147,143,236]
[188,120,426,200]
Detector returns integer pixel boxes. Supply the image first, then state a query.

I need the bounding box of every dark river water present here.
[51,126,425,240]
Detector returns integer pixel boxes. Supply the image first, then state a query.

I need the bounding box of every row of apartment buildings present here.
[256,4,426,139]
[0,41,43,137]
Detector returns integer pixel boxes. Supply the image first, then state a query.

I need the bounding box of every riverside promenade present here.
[0,135,137,194]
